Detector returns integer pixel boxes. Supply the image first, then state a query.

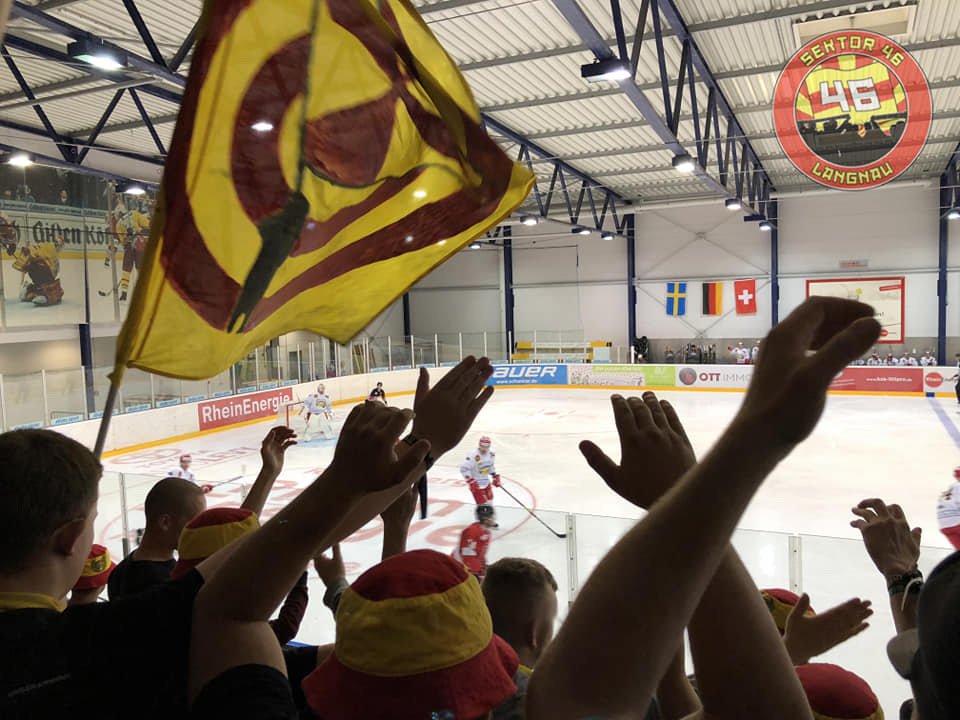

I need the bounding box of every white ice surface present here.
[98,387,960,715]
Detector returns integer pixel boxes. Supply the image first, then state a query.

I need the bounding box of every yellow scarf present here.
[0,592,65,612]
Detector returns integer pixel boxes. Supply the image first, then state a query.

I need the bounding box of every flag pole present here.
[93,380,119,460]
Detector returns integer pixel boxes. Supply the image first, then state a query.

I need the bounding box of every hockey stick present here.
[499,484,566,538]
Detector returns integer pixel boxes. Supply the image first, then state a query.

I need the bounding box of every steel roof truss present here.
[128,88,166,156]
[122,0,168,69]
[78,87,125,164]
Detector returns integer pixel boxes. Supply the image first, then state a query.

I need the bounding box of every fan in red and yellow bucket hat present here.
[761,588,816,634]
[303,549,518,720]
[69,544,116,606]
[171,507,259,579]
[796,663,883,720]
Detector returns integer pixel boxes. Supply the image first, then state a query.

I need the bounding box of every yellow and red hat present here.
[72,544,116,591]
[761,588,815,634]
[796,663,883,720]
[171,507,259,579]
[303,549,518,720]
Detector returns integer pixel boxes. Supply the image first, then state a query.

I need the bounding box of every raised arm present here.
[850,498,923,633]
[189,402,430,702]
[240,426,297,516]
[528,298,880,720]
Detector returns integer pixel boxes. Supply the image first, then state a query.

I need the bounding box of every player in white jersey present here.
[165,454,197,484]
[460,435,501,505]
[730,342,749,364]
[866,352,881,366]
[938,468,960,549]
[920,350,937,367]
[302,383,333,439]
[750,342,760,365]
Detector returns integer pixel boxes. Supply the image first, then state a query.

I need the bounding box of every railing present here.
[94,468,950,716]
[0,331,637,431]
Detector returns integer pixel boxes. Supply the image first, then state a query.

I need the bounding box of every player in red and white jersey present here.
[920,349,937,367]
[938,468,960,549]
[452,505,496,581]
[303,383,333,438]
[460,435,501,505]
[165,454,197,484]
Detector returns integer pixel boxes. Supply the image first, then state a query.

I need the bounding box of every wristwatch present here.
[402,433,435,470]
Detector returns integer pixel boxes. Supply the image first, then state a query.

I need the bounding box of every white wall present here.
[409,247,501,337]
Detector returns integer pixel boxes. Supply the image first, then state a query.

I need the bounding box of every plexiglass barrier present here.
[94,474,952,719]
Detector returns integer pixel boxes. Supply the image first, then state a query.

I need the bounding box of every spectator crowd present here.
[3,297,959,720]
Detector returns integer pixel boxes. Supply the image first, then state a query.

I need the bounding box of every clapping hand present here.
[738,297,880,449]
[782,593,873,665]
[329,402,429,494]
[579,391,696,510]
[411,356,494,457]
[850,498,922,579]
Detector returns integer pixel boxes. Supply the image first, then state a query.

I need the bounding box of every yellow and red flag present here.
[115,0,533,380]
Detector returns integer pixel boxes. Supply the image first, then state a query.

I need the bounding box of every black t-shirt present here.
[1,570,203,719]
[368,387,385,399]
[107,553,176,600]
[190,664,298,720]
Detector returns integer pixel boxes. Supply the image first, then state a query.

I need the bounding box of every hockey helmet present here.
[476,504,495,521]
[479,435,492,448]
[180,454,192,464]
[317,383,325,393]
[954,467,960,479]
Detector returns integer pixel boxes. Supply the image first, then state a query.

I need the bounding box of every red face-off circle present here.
[773,31,931,190]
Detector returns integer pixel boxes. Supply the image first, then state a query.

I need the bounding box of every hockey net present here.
[275,401,305,429]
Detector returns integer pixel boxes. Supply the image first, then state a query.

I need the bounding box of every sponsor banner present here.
[924,367,953,392]
[52,414,83,425]
[676,366,754,389]
[157,399,179,408]
[486,364,567,386]
[829,367,922,393]
[0,201,125,255]
[198,387,295,431]
[807,277,904,343]
[568,364,676,387]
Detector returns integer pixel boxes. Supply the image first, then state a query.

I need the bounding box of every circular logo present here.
[773,31,931,190]
[678,368,697,386]
[926,372,944,388]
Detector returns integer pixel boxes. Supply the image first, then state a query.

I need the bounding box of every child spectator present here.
[68,544,116,606]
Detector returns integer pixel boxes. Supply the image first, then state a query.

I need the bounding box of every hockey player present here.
[452,504,497,581]
[460,435,501,505]
[938,468,960,549]
[866,352,881,366]
[731,342,750,364]
[112,198,150,302]
[1,228,65,307]
[166,454,197,484]
[751,342,760,365]
[368,381,387,405]
[903,352,919,367]
[884,353,895,366]
[303,383,333,439]
[921,349,937,367]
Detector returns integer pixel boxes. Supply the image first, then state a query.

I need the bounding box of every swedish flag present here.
[666,282,687,316]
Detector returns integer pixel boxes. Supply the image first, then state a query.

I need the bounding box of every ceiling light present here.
[949,209,960,220]
[601,231,615,241]
[122,183,146,195]
[469,242,481,249]
[251,121,274,132]
[581,57,631,83]
[672,154,695,173]
[520,215,539,226]
[725,198,742,211]
[759,221,773,232]
[7,152,32,167]
[67,39,125,71]
[572,226,591,236]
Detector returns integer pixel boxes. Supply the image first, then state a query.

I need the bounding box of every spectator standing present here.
[108,476,206,600]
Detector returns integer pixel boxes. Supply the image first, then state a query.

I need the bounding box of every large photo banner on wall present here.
[806,277,904,343]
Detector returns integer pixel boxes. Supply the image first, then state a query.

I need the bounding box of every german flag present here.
[702,282,722,315]
[114,0,534,381]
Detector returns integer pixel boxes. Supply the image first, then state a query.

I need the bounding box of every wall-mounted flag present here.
[702,282,722,315]
[666,282,687,316]
[735,279,757,315]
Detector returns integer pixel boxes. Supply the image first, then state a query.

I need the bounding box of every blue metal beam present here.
[128,88,167,156]
[550,0,774,216]
[626,213,636,349]
[170,24,197,72]
[8,1,187,90]
[122,0,168,69]
[79,88,126,164]
[0,118,164,167]
[0,45,74,162]
[0,141,158,187]
[503,226,514,353]
[939,176,949,363]
[402,293,411,337]
[770,200,779,327]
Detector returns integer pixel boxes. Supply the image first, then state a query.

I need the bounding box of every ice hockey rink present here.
[98,386,960,713]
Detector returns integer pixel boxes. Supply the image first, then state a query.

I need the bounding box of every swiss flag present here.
[734,279,757,314]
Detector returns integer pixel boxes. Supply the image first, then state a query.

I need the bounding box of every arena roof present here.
[0,0,957,222]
